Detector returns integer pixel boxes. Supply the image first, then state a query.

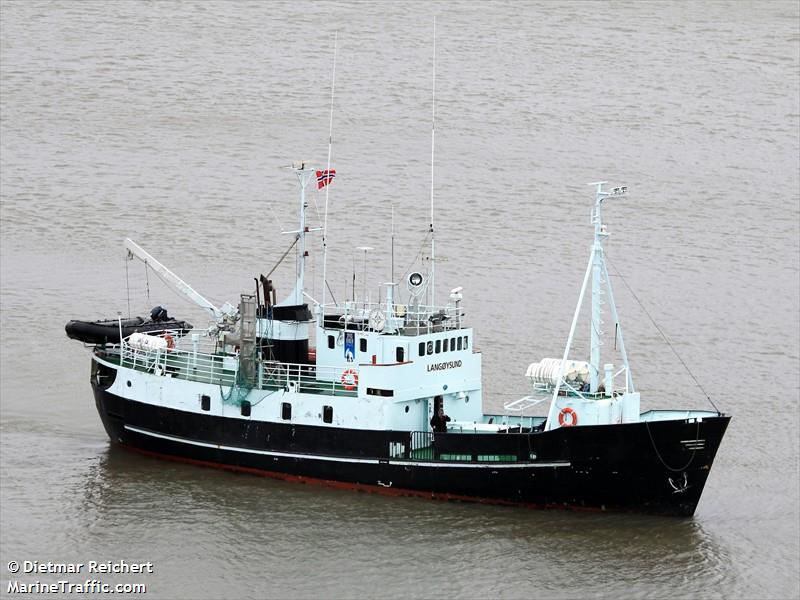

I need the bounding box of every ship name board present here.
[427,360,462,372]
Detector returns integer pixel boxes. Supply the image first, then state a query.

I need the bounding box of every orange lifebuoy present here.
[163,334,174,350]
[341,368,358,390]
[558,407,578,427]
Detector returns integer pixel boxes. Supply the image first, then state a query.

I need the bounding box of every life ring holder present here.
[341,369,358,391]
[558,407,578,427]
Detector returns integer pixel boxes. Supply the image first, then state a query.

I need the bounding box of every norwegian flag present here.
[316,169,336,189]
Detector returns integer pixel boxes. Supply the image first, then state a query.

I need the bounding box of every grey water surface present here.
[1,1,798,598]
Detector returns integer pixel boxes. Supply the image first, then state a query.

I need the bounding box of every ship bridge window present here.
[200,394,211,411]
[323,405,333,423]
[360,338,367,352]
[450,337,456,351]
[457,337,462,350]
[435,340,441,354]
[418,342,425,356]
[443,338,449,352]
[427,341,433,354]
[281,402,291,420]
[327,335,335,349]
[396,346,405,362]
[463,336,469,349]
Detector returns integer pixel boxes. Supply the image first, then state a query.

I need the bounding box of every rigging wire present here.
[265,199,285,232]
[606,258,721,414]
[265,237,299,281]
[144,260,151,305]
[325,279,338,306]
[146,267,209,311]
[311,189,323,227]
[131,253,225,317]
[398,229,432,286]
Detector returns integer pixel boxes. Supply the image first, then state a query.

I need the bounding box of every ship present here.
[67,169,730,517]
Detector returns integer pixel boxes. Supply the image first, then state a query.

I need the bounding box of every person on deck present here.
[430,407,451,433]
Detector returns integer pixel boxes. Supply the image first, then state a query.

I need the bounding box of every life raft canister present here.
[558,407,578,427]
[341,368,358,390]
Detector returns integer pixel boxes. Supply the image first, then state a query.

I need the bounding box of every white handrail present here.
[119,338,358,397]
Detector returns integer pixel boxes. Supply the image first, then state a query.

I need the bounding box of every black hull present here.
[66,317,193,345]
[92,383,729,517]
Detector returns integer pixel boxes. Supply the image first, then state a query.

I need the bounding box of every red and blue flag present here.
[316,169,336,189]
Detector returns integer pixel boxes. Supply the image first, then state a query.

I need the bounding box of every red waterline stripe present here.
[116,442,607,513]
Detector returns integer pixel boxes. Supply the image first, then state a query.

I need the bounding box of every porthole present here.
[126,380,132,387]
[404,405,410,413]
[465,395,470,403]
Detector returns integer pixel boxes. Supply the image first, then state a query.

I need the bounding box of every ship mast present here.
[587,181,633,392]
[544,182,634,431]
[589,182,606,392]
[280,163,315,307]
[321,32,338,312]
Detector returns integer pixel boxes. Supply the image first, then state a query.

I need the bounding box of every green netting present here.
[219,349,256,406]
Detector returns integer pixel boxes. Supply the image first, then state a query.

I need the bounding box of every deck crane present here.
[124,239,238,330]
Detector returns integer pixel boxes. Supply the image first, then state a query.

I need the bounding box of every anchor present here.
[668,472,690,494]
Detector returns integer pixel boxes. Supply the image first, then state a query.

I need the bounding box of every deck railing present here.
[260,361,357,396]
[118,336,357,397]
[321,300,465,334]
[389,430,531,463]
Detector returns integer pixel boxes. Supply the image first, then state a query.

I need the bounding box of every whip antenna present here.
[429,16,436,306]
[391,203,395,284]
[321,31,338,310]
